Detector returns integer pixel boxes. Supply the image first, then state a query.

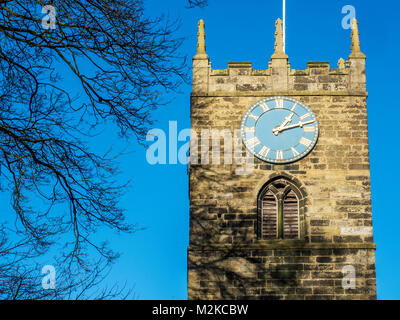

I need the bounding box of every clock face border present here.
[241,96,319,164]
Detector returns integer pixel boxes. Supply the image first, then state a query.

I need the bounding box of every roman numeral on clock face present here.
[303,126,315,132]
[246,136,261,149]
[275,98,284,109]
[290,102,298,112]
[276,150,283,160]
[243,126,255,134]
[259,102,269,112]
[248,113,259,121]
[259,146,270,158]
[291,147,300,157]
[299,137,312,147]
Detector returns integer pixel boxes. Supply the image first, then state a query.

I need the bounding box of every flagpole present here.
[283,0,286,53]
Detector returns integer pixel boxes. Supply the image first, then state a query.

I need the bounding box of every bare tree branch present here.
[187,0,208,8]
[0,0,196,299]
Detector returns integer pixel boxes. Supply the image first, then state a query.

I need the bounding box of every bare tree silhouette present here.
[0,0,202,299]
[188,0,208,8]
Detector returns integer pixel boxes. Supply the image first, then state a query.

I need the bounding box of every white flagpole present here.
[283,0,286,53]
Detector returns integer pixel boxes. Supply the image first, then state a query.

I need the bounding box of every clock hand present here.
[273,119,315,135]
[273,113,294,136]
[280,113,294,129]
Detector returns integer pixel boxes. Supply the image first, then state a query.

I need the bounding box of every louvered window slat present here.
[283,190,299,239]
[262,191,277,239]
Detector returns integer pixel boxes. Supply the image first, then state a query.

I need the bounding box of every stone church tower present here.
[188,18,376,300]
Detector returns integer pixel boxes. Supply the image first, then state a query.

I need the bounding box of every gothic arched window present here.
[258,178,303,240]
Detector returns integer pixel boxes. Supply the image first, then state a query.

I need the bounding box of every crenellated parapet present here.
[193,18,366,96]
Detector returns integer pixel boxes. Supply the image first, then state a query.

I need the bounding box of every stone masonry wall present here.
[188,246,376,300]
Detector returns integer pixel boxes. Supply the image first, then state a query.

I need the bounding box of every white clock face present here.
[241,97,319,164]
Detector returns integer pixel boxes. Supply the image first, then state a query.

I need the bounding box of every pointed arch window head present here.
[258,178,302,240]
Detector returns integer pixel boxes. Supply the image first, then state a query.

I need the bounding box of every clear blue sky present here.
[2,0,399,300]
[98,0,399,300]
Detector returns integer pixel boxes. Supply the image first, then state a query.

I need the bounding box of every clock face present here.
[241,97,319,164]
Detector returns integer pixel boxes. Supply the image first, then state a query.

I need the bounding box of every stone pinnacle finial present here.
[338,58,346,70]
[194,19,208,59]
[271,18,288,59]
[349,18,366,58]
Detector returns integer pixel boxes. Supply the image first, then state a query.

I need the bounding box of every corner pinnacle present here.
[194,19,208,59]
[349,18,366,59]
[271,18,288,59]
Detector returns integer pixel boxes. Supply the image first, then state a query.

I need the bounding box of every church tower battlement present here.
[188,18,376,300]
[193,19,366,94]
